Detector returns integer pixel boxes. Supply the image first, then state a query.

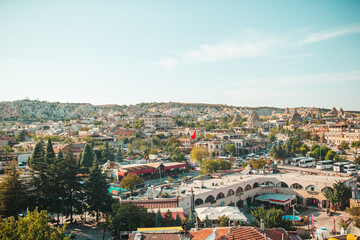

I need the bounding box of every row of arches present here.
[194,182,333,206]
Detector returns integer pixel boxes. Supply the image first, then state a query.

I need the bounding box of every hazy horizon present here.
[1,1,359,110]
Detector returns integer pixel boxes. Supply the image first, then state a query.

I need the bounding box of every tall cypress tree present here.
[80,143,94,172]
[47,149,66,221]
[29,141,45,171]
[45,138,56,165]
[155,209,163,227]
[0,160,28,217]
[61,148,81,222]
[175,212,182,226]
[84,155,114,222]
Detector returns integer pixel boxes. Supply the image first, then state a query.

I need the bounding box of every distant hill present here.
[0,100,357,122]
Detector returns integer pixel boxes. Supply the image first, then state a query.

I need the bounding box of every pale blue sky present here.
[0,1,359,110]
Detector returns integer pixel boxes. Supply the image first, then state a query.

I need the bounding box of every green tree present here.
[45,138,56,165]
[325,150,336,160]
[218,215,230,227]
[80,143,94,172]
[351,141,360,149]
[175,212,182,226]
[163,210,174,227]
[224,144,236,156]
[190,147,209,163]
[61,148,82,222]
[120,173,144,191]
[172,151,186,162]
[355,156,360,165]
[155,209,163,227]
[269,134,276,143]
[0,160,28,218]
[102,142,115,162]
[0,208,70,240]
[110,203,154,237]
[250,158,267,169]
[84,157,114,222]
[324,180,352,211]
[251,207,295,231]
[186,210,195,230]
[29,141,45,171]
[199,158,232,175]
[341,141,349,150]
[299,144,309,156]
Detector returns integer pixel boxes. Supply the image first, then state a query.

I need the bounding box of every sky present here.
[0,1,359,110]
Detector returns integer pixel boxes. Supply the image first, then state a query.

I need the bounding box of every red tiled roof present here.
[191,227,232,240]
[0,135,14,141]
[263,229,292,240]
[226,227,265,240]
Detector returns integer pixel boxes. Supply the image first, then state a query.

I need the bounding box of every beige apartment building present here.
[144,114,172,128]
[324,123,360,145]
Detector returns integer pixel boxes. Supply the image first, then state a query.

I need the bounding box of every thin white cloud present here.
[156,36,286,68]
[303,24,360,43]
[157,24,360,68]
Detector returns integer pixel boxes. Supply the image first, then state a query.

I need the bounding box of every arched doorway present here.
[290,183,303,190]
[217,192,225,200]
[227,189,235,197]
[195,198,204,206]
[276,182,289,188]
[253,182,259,188]
[236,186,243,194]
[245,184,252,191]
[205,195,215,203]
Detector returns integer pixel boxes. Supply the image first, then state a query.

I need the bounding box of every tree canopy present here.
[199,158,232,175]
[0,208,69,240]
[120,173,144,191]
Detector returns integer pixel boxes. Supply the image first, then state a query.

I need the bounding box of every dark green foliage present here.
[251,207,295,231]
[29,141,45,170]
[84,157,114,222]
[45,138,56,165]
[324,180,352,210]
[219,215,230,227]
[186,210,195,230]
[0,208,70,240]
[61,148,82,222]
[80,143,94,171]
[175,212,182,226]
[199,158,232,175]
[163,209,174,227]
[102,142,115,162]
[155,209,163,227]
[0,161,28,217]
[110,203,155,235]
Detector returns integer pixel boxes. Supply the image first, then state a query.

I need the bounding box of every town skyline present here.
[1,1,360,110]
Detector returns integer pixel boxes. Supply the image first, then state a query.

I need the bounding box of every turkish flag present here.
[191,129,197,140]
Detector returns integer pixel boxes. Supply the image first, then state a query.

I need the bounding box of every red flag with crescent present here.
[191,129,197,140]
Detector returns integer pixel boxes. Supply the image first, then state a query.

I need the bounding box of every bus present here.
[316,160,333,170]
[333,162,350,172]
[298,158,315,168]
[343,164,358,175]
[291,157,306,166]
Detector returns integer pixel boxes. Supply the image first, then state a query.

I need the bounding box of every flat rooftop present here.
[176,172,354,197]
